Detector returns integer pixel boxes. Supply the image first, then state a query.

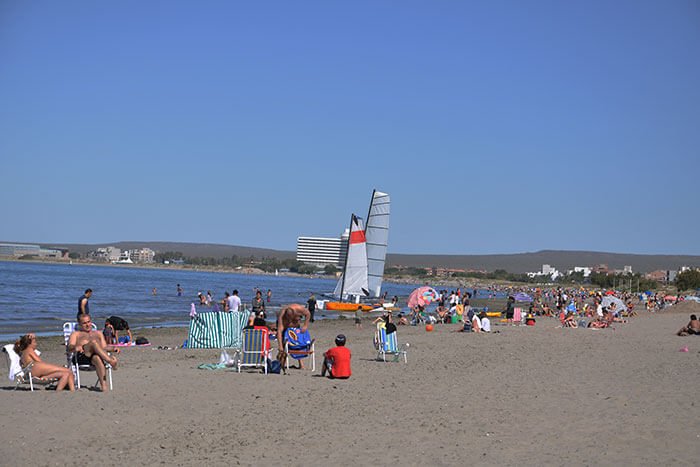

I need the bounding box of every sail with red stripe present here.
[333,214,369,299]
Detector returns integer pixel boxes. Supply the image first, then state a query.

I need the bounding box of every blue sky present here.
[1,1,698,255]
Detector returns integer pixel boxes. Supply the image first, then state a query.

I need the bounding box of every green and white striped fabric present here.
[188,312,222,348]
[187,311,251,349]
[220,311,250,349]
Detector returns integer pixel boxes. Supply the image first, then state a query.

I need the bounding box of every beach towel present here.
[513,307,522,323]
[197,363,229,370]
[4,344,22,381]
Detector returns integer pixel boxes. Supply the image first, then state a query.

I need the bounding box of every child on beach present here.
[320,334,351,379]
[354,305,362,329]
[103,320,116,344]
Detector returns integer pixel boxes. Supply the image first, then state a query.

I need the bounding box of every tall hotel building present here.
[296,229,349,267]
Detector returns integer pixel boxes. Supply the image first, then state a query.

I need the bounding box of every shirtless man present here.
[276,303,311,352]
[677,314,700,336]
[68,313,119,392]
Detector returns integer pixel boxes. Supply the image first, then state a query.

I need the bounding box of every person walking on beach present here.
[77,289,92,320]
[307,293,317,323]
[354,305,362,329]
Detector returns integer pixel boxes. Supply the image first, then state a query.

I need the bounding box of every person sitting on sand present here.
[15,334,75,392]
[396,313,408,326]
[436,305,449,324]
[677,314,700,336]
[106,316,133,344]
[471,311,482,333]
[409,305,423,325]
[68,313,119,392]
[563,312,578,328]
[479,312,491,332]
[320,334,351,379]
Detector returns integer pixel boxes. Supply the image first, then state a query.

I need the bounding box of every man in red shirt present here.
[320,334,351,379]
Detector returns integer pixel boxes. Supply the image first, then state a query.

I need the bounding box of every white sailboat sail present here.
[333,214,369,299]
[365,190,390,298]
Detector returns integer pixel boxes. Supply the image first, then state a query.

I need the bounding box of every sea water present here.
[0,261,423,340]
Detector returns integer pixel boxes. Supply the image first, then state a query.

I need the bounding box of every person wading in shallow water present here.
[77,288,92,320]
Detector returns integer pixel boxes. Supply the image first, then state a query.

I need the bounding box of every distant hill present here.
[386,250,700,274]
[18,241,700,274]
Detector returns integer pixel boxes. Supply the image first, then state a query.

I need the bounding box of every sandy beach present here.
[2,306,699,466]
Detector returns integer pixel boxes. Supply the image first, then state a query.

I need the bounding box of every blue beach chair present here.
[375,326,408,363]
[284,327,315,371]
[238,328,270,374]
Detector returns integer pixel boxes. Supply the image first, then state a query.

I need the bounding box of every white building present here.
[527,264,562,280]
[296,229,349,267]
[129,248,155,263]
[573,266,592,278]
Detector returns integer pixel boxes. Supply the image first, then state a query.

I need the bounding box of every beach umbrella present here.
[514,292,533,302]
[601,296,626,315]
[407,286,439,309]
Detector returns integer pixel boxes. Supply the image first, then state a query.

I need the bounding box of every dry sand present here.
[2,308,699,466]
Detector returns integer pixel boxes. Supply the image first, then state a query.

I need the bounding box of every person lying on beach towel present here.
[677,314,700,336]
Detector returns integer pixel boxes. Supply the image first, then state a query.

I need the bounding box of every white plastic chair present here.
[3,344,57,391]
[63,322,113,390]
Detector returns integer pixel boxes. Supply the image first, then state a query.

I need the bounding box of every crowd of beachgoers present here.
[397,285,700,334]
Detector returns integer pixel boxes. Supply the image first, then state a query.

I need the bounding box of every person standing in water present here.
[77,289,92,320]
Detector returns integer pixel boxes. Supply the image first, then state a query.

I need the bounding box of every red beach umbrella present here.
[407,286,439,309]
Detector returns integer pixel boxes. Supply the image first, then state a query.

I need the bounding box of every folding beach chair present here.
[3,344,58,391]
[63,322,113,390]
[284,327,315,372]
[237,328,270,374]
[374,326,408,363]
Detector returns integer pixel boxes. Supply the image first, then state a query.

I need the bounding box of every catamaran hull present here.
[323,302,376,312]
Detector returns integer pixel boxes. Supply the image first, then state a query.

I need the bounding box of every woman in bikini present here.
[15,334,75,392]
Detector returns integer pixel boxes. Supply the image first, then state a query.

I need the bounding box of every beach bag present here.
[219,350,235,367]
[266,359,281,374]
[135,337,149,345]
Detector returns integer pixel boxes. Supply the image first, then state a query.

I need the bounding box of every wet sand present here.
[1,308,699,466]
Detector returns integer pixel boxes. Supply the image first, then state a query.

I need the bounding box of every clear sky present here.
[1,1,698,255]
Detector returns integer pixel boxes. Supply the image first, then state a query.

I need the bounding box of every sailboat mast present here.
[364,189,376,231]
[338,213,354,301]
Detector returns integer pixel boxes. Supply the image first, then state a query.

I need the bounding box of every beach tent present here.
[187,311,250,349]
[601,296,626,315]
[514,292,533,302]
